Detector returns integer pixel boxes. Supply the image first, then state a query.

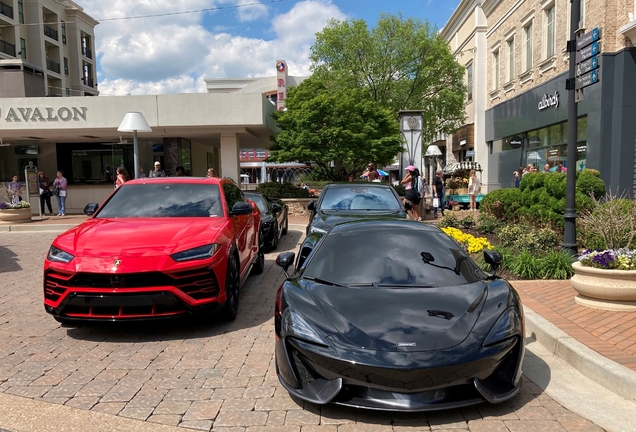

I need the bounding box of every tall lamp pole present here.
[563,0,581,255]
[117,112,153,179]
[398,110,423,179]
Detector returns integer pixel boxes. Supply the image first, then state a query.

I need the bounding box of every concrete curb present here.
[3,224,76,232]
[524,305,636,403]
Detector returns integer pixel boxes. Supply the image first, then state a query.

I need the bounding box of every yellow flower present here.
[441,227,492,253]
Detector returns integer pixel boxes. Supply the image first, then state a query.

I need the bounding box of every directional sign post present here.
[573,27,601,103]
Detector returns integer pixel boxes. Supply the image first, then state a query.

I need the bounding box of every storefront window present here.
[524,117,587,172]
[72,148,125,183]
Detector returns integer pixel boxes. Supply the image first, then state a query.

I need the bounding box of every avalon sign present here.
[0,106,88,122]
[538,92,559,111]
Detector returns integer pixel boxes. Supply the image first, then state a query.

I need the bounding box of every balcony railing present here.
[0,39,15,57]
[82,77,94,87]
[46,59,60,74]
[44,24,58,41]
[0,1,13,19]
[82,47,92,59]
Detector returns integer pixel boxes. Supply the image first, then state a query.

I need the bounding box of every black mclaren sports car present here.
[273,219,525,412]
[245,192,289,250]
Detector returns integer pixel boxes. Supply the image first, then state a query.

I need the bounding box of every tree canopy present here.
[310,13,466,141]
[268,78,403,181]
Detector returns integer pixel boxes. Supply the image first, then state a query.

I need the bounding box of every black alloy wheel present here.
[271,225,279,251]
[221,254,240,321]
[252,232,265,275]
[281,215,288,235]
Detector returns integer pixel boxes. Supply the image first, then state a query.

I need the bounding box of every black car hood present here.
[312,210,407,231]
[306,282,487,352]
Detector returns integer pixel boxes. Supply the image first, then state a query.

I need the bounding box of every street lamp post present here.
[117,112,153,179]
[398,111,423,178]
[425,144,443,188]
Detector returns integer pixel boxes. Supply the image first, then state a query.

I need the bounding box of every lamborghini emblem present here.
[113,259,121,267]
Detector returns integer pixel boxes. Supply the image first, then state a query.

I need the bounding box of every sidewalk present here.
[2,214,636,404]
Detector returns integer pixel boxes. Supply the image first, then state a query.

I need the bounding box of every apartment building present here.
[440,1,490,190]
[482,0,636,195]
[0,0,98,97]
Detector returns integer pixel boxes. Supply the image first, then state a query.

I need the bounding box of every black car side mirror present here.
[484,250,503,277]
[230,201,252,216]
[276,252,296,278]
[272,203,282,213]
[83,202,99,216]
[307,200,315,212]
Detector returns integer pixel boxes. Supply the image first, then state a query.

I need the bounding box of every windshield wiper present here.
[302,276,349,288]
[376,283,437,288]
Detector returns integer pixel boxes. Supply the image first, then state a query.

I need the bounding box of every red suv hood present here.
[52,218,229,273]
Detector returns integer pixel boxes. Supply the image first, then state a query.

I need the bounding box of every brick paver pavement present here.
[512,281,636,372]
[0,229,606,431]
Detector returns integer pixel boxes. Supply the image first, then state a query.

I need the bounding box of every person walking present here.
[468,169,481,212]
[38,171,54,216]
[149,161,165,177]
[432,169,445,218]
[53,170,68,216]
[401,166,422,221]
[115,167,130,188]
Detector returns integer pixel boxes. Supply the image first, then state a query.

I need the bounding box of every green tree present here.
[268,78,403,181]
[310,13,466,141]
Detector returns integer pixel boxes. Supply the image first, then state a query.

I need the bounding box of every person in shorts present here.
[401,165,422,220]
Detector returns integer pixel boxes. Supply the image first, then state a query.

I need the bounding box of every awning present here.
[443,161,482,175]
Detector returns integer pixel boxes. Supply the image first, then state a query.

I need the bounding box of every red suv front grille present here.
[171,269,220,300]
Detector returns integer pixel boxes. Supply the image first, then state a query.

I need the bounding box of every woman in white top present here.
[468,169,481,212]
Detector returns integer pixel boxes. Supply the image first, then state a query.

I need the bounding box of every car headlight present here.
[171,244,221,262]
[48,246,75,263]
[308,226,327,235]
[282,309,329,346]
[484,307,521,346]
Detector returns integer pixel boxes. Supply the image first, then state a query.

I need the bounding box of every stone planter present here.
[0,207,32,224]
[280,198,313,217]
[571,261,636,311]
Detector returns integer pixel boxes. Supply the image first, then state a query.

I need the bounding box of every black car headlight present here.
[48,246,75,263]
[484,307,521,346]
[282,309,329,347]
[171,244,221,262]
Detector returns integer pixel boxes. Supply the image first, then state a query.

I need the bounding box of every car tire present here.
[282,216,288,235]
[271,226,279,251]
[252,233,265,275]
[221,254,240,321]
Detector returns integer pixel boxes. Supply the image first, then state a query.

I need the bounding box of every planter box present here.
[571,261,636,311]
[0,207,32,224]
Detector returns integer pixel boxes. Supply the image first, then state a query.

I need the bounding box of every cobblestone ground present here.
[0,229,605,431]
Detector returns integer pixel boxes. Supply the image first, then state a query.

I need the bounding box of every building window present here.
[544,5,556,59]
[18,0,24,24]
[61,21,66,44]
[523,22,533,72]
[492,49,500,90]
[19,38,26,59]
[466,63,473,102]
[63,57,68,75]
[506,36,515,82]
[65,88,70,96]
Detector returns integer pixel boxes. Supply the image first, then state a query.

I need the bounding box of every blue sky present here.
[80,0,457,95]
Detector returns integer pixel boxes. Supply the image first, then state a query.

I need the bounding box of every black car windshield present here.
[303,225,485,287]
[96,183,224,218]
[319,186,401,211]
[245,194,269,215]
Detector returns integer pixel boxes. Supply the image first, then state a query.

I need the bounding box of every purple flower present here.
[0,203,9,210]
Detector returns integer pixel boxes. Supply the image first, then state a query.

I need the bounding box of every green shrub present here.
[475,213,501,234]
[392,184,406,196]
[514,228,560,254]
[539,250,575,279]
[576,169,605,198]
[481,188,523,221]
[438,212,460,228]
[497,224,527,248]
[459,214,476,229]
[508,251,543,279]
[543,173,567,199]
[580,196,636,250]
[255,182,310,198]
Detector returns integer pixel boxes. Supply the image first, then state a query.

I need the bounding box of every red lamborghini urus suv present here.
[43,177,264,324]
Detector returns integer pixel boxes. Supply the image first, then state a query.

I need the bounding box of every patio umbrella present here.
[377,169,389,176]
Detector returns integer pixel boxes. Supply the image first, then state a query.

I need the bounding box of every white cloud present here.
[82,0,347,94]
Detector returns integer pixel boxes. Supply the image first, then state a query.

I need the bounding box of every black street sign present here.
[576,27,600,50]
[576,55,600,77]
[576,41,600,63]
[575,69,599,90]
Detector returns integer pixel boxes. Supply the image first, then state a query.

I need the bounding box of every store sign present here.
[1,106,88,122]
[538,92,559,111]
[528,136,541,147]
[509,135,523,149]
[276,60,288,112]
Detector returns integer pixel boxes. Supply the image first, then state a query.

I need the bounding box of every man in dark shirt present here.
[432,169,445,218]
[149,161,166,177]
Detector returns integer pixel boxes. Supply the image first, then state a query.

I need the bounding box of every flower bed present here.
[441,227,492,254]
[578,249,636,270]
